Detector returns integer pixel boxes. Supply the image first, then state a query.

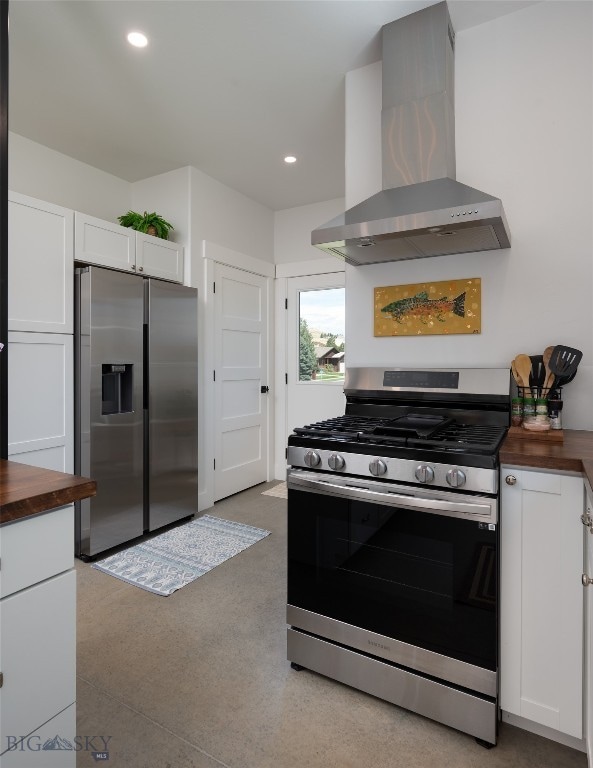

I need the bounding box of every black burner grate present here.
[292,415,507,456]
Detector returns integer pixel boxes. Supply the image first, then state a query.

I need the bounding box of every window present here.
[298,287,345,383]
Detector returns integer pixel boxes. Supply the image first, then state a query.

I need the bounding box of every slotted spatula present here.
[548,345,582,386]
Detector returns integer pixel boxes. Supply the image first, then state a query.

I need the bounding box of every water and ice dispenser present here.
[101,363,134,415]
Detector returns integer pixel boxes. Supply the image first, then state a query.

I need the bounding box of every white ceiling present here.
[8,0,538,211]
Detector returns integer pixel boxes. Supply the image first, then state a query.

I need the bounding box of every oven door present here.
[287,468,498,695]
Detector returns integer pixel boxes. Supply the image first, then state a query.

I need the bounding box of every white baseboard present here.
[501,711,586,752]
[198,489,214,514]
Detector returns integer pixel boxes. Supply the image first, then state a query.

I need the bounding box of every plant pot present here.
[146,225,158,237]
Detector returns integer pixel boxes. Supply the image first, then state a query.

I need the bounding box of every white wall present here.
[8,133,131,221]
[345,1,593,430]
[132,167,192,282]
[346,61,382,210]
[274,198,344,265]
[189,166,274,267]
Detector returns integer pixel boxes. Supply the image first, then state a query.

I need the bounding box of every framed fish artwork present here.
[374,277,481,337]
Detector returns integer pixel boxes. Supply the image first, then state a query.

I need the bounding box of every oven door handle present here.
[288,473,496,521]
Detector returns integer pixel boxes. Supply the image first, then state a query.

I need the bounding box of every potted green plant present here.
[117,210,174,240]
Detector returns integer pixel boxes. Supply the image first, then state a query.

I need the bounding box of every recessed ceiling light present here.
[284,156,297,164]
[127,31,148,48]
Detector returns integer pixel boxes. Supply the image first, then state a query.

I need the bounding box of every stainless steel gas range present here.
[286,367,510,747]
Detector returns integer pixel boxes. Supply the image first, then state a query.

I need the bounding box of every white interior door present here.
[214,263,269,501]
[286,273,345,437]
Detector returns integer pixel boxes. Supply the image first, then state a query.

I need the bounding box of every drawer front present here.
[0,703,76,766]
[0,570,76,749]
[0,505,74,598]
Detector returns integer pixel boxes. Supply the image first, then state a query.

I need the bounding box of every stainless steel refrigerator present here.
[74,266,198,558]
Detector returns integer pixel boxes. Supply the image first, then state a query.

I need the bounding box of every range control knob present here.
[303,450,321,468]
[369,458,387,477]
[446,468,467,488]
[415,465,435,483]
[328,453,345,471]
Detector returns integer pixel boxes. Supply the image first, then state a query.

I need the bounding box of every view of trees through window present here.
[298,288,345,382]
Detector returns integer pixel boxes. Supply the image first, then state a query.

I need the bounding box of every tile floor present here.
[76,481,587,768]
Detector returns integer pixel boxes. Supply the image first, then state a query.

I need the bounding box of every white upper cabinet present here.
[135,231,184,283]
[74,211,136,273]
[8,192,74,334]
[75,212,184,283]
[7,331,73,473]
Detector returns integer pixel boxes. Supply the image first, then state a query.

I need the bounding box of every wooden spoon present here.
[511,360,522,388]
[542,345,555,394]
[514,354,533,395]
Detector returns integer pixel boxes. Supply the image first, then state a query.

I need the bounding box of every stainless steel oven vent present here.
[311,2,511,265]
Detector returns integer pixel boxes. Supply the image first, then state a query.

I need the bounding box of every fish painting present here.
[381,291,466,324]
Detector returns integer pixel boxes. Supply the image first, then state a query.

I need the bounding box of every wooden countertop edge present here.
[500,448,583,474]
[582,461,593,491]
[0,460,97,525]
[500,429,593,487]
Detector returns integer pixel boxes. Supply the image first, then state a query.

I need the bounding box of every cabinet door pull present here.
[505,475,517,486]
[582,574,593,587]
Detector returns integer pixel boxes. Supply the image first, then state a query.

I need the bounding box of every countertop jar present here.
[511,397,523,427]
[548,398,563,430]
[523,397,536,420]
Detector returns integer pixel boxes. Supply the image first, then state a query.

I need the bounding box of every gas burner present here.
[288,367,510,485]
[293,414,507,456]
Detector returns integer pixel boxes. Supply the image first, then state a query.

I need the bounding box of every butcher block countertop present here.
[500,429,593,486]
[0,459,96,525]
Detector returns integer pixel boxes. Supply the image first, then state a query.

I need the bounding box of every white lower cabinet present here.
[584,481,593,767]
[7,332,73,473]
[501,466,584,739]
[0,506,76,766]
[1,704,76,768]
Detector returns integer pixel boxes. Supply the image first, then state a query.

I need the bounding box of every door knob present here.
[582,574,593,587]
[505,475,517,486]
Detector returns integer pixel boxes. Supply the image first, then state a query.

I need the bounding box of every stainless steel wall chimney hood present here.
[312,2,511,266]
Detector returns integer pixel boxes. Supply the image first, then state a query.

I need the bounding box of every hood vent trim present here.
[312,1,510,265]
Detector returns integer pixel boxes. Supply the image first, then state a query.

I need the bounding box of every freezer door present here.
[146,279,198,530]
[75,267,144,556]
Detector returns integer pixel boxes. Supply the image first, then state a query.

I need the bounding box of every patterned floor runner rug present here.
[92,515,271,596]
